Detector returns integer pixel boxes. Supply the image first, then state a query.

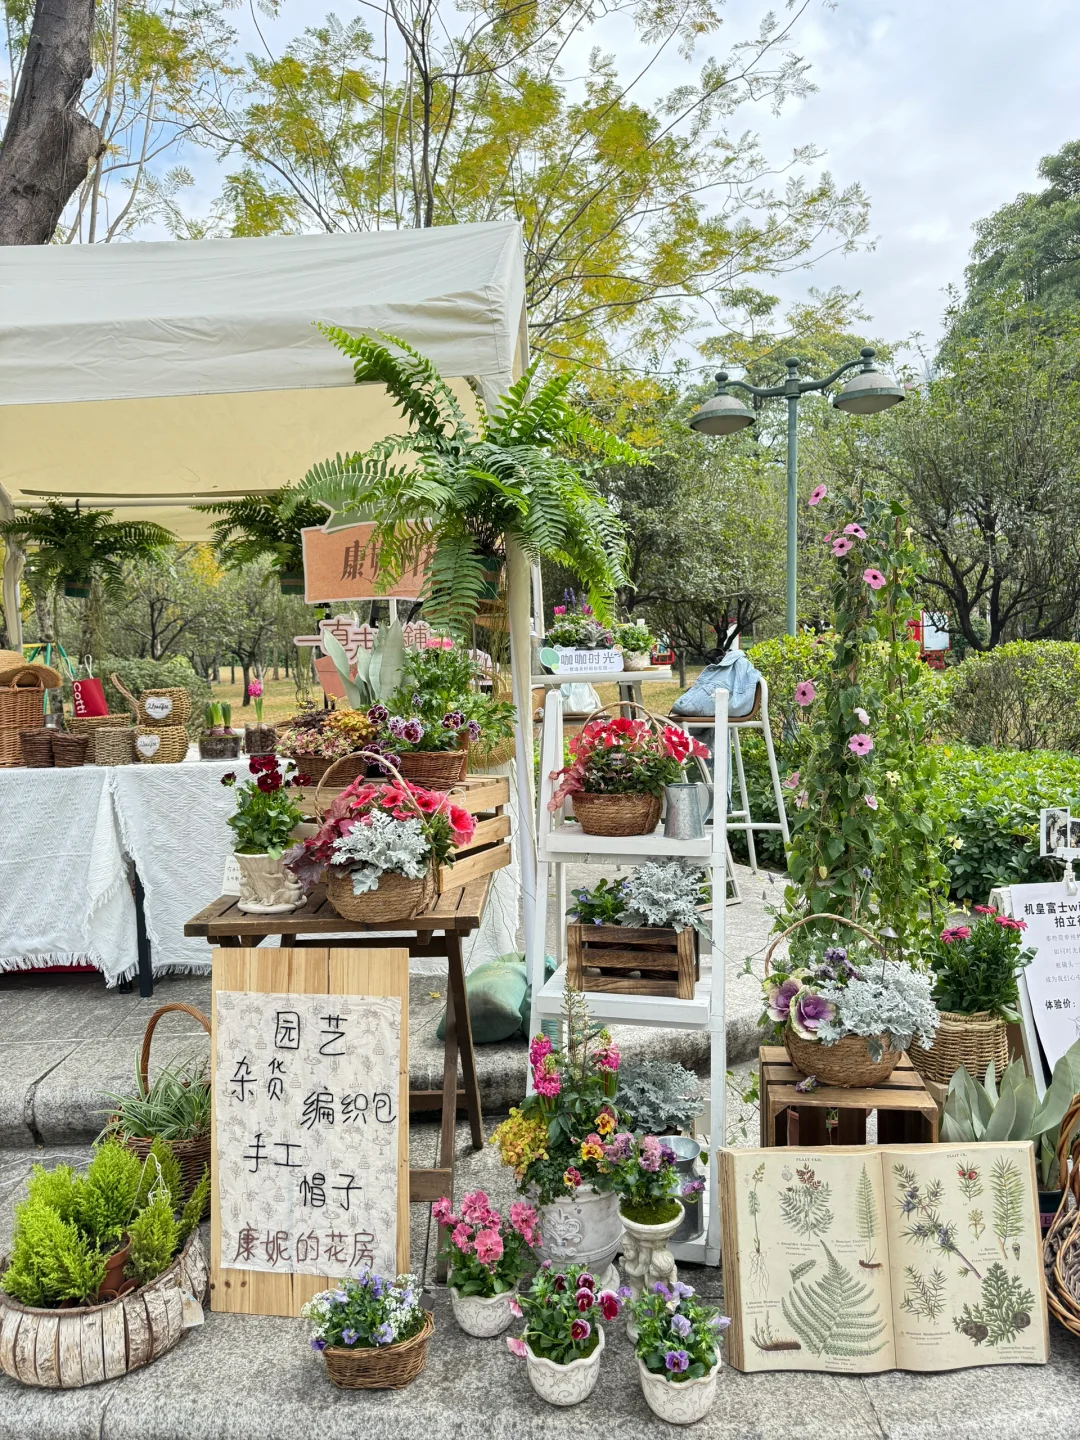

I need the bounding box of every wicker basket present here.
[51,732,90,768]
[198,733,242,761]
[137,687,191,728]
[326,865,436,922]
[134,725,188,764]
[70,713,129,763]
[571,790,662,837]
[0,675,45,768]
[323,1309,434,1389]
[93,726,136,766]
[1043,1096,1080,1336]
[395,746,468,790]
[286,752,368,786]
[19,729,54,767]
[765,913,902,1088]
[910,1009,1008,1085]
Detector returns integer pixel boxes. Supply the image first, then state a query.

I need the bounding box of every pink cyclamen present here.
[863,568,886,590]
[795,681,816,707]
[808,485,827,506]
[848,733,874,756]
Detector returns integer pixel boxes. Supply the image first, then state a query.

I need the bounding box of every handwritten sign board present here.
[210,946,409,1317]
[1005,883,1080,1073]
[300,522,435,604]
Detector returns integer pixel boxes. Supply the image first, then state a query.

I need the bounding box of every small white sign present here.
[222,854,243,897]
[554,647,624,674]
[136,733,161,758]
[143,695,174,721]
[1010,881,1080,1069]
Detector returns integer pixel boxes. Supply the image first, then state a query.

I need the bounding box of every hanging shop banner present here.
[1006,882,1080,1071]
[300,522,433,603]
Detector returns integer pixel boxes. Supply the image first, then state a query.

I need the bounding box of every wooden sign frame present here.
[209,945,410,1317]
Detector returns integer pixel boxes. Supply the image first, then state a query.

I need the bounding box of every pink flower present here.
[528,1034,553,1067]
[576,1288,594,1311]
[533,1054,562,1098]
[782,770,801,789]
[795,681,816,707]
[864,794,878,810]
[994,915,1026,931]
[974,904,996,915]
[594,1039,620,1072]
[460,1191,493,1225]
[509,1202,538,1239]
[247,678,263,697]
[570,1318,591,1342]
[844,523,867,539]
[597,1289,621,1321]
[766,977,801,1024]
[508,1297,523,1317]
[854,707,870,725]
[474,1228,504,1265]
[795,789,809,809]
[553,605,567,615]
[863,568,886,590]
[563,1166,582,1188]
[848,733,874,756]
[832,536,853,557]
[639,1136,663,1173]
[506,1336,528,1358]
[432,1196,454,1227]
[451,1223,473,1253]
[808,485,827,506]
[940,925,972,944]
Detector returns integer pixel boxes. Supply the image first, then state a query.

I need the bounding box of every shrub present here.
[102,656,212,737]
[941,641,1080,752]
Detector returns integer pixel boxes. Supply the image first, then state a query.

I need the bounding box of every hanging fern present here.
[990,1159,1025,1261]
[782,1244,888,1357]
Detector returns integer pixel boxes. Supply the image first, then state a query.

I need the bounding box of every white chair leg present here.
[760,689,791,845]
[726,842,742,904]
[731,725,757,872]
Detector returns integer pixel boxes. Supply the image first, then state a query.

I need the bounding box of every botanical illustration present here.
[893,1163,982,1278]
[856,1164,881,1269]
[781,1243,888,1357]
[991,1158,1025,1262]
[953,1264,1035,1346]
[968,1209,985,1241]
[956,1163,982,1201]
[748,1162,769,1298]
[751,1313,801,1353]
[778,1165,834,1239]
[900,1265,947,1320]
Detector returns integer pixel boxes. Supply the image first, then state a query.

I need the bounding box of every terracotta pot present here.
[235,852,306,915]
[534,1187,622,1292]
[637,1355,720,1425]
[449,1288,516,1337]
[98,1240,131,1300]
[620,1204,684,1340]
[524,1326,605,1407]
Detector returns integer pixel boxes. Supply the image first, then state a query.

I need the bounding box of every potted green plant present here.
[199,701,242,760]
[244,679,278,755]
[222,757,307,914]
[433,1191,539,1337]
[0,500,174,600]
[614,620,655,671]
[542,594,622,675]
[549,715,709,837]
[100,1049,210,1207]
[505,1262,623,1406]
[0,1140,208,1388]
[629,1281,729,1425]
[911,907,1035,1085]
[275,706,376,784]
[384,643,516,772]
[194,487,331,595]
[302,1271,433,1389]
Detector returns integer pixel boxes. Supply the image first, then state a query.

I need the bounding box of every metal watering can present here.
[662,780,712,840]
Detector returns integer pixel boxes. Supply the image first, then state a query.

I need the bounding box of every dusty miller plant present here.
[616,1060,704,1135]
[621,861,710,935]
[815,963,939,1059]
[330,812,429,894]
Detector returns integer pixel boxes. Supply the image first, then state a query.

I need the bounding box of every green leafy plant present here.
[126,1188,179,1288]
[510,1262,622,1365]
[929,907,1035,1019]
[942,641,1080,753]
[194,488,331,587]
[0,500,174,596]
[781,1243,887,1357]
[953,1263,1035,1346]
[630,1279,728,1382]
[900,1265,947,1320]
[223,756,306,856]
[386,644,516,759]
[302,1271,426,1351]
[321,620,405,711]
[178,1169,210,1244]
[101,1055,210,1144]
[614,620,653,653]
[778,1165,834,1239]
[568,876,628,926]
[615,1060,703,1137]
[285,330,632,636]
[0,1205,108,1307]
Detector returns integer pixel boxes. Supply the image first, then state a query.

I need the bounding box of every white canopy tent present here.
[0,220,537,960]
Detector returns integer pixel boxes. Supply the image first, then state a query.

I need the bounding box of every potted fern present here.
[194,487,330,595]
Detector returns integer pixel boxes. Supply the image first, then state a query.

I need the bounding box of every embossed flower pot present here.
[621,1204,684,1340]
[235,852,307,915]
[637,1355,719,1425]
[524,1326,605,1407]
[534,1186,622,1292]
[449,1288,516,1338]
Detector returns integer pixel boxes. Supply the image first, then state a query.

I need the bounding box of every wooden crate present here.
[758,1046,939,1147]
[567,923,698,999]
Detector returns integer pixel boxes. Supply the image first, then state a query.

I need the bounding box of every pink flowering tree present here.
[784,491,947,953]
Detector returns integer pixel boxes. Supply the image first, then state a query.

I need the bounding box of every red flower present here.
[576,1273,595,1291]
[993,915,1026,931]
[256,771,280,793]
[576,1289,593,1311]
[248,754,277,775]
[598,1291,620,1321]
[293,773,313,787]
[974,904,996,915]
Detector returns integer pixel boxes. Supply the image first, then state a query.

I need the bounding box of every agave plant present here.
[321,620,406,710]
[283,329,633,636]
[0,500,174,597]
[193,488,330,593]
[941,1039,1080,1187]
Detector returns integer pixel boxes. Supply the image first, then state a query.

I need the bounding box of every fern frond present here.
[782,1243,887,1358]
[316,324,468,439]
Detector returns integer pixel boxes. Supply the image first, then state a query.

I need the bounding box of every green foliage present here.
[0,502,174,597]
[383,643,516,756]
[900,1265,947,1320]
[855,1165,879,1264]
[103,655,211,738]
[178,1168,210,1243]
[126,1188,180,1288]
[991,1159,1026,1258]
[194,489,330,579]
[778,1168,833,1239]
[0,1206,108,1308]
[631,1284,725,1382]
[928,910,1034,1019]
[781,1243,887,1357]
[615,1060,703,1137]
[223,765,306,858]
[133,1137,184,1218]
[942,642,1080,752]
[77,1142,143,1249]
[568,876,628,926]
[953,1263,1035,1346]
[102,1054,210,1143]
[323,620,405,711]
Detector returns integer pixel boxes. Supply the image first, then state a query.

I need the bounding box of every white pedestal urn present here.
[621,1203,684,1341]
[524,1327,605,1406]
[637,1355,720,1425]
[450,1288,516,1338]
[235,852,307,915]
[535,1186,623,1291]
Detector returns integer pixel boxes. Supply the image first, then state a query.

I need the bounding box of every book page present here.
[883,1142,1049,1371]
[720,1148,896,1374]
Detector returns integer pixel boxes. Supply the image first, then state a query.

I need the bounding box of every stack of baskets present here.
[111,675,190,764]
[0,651,55,769]
[71,713,134,765]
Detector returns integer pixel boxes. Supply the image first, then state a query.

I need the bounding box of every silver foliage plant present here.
[330,812,430,895]
[815,964,940,1061]
[621,861,710,935]
[616,1059,704,1135]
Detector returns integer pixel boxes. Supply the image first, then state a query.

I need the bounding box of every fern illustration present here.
[789,1259,817,1283]
[952,1263,1035,1346]
[751,1314,801,1352]
[856,1164,881,1268]
[781,1243,888,1357]
[748,1162,769,1299]
[991,1159,1025,1261]
[778,1166,834,1239]
[900,1265,947,1320]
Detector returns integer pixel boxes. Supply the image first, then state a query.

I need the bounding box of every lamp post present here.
[688,347,905,636]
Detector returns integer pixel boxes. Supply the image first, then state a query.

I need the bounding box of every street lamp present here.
[688,347,905,635]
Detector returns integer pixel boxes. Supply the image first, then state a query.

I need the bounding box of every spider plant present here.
[283,329,634,636]
[99,1055,211,1143]
[193,488,331,593]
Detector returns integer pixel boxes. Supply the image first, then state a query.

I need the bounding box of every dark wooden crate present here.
[567,923,698,999]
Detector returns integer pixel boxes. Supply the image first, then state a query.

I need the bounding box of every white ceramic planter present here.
[637,1355,719,1425]
[620,650,652,670]
[621,1204,684,1340]
[535,1187,622,1292]
[450,1287,516,1338]
[524,1326,605,1406]
[235,852,307,915]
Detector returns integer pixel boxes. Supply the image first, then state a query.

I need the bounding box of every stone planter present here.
[621,1203,684,1340]
[449,1288,516,1338]
[637,1355,719,1425]
[620,650,652,671]
[235,852,307,915]
[535,1187,622,1291]
[524,1326,605,1406]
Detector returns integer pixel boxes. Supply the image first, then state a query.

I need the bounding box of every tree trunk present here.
[0,0,104,245]
[230,662,235,684]
[677,651,686,688]
[241,663,251,704]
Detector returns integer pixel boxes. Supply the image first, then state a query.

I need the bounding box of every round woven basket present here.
[198,733,242,761]
[0,675,45,768]
[287,752,370,786]
[134,725,188,764]
[115,1003,211,1210]
[395,746,468,791]
[323,1309,434,1390]
[572,790,662,836]
[93,726,136,766]
[19,729,54,767]
[70,714,128,763]
[910,1010,1008,1085]
[52,732,89,768]
[326,865,437,923]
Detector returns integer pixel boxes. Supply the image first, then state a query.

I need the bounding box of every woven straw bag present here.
[111,672,191,733]
[323,1310,434,1389]
[910,1009,1009,1085]
[764,912,902,1087]
[0,673,45,768]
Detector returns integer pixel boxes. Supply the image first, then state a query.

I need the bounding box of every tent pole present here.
[506,538,537,964]
[0,486,24,651]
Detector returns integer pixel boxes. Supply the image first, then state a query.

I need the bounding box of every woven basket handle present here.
[313,749,455,825]
[109,672,141,723]
[6,669,45,692]
[763,912,886,978]
[139,1002,211,1095]
[578,699,672,734]
[1053,1093,1080,1192]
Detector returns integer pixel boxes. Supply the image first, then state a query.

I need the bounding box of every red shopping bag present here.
[72,677,109,717]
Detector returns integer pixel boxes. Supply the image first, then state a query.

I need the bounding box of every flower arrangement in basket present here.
[549,707,708,837]
[302,1270,433,1390]
[506,1262,624,1406]
[629,1280,730,1424]
[286,755,475,921]
[761,915,940,1087]
[911,906,1035,1084]
[434,1190,539,1337]
[276,706,376,781]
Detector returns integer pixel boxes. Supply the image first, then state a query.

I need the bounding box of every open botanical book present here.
[719,1143,1049,1373]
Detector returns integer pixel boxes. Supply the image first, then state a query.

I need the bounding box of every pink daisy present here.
[848,733,874,756]
[844,523,867,539]
[795,680,816,707]
[808,485,827,507]
[863,568,886,590]
[832,536,853,557]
